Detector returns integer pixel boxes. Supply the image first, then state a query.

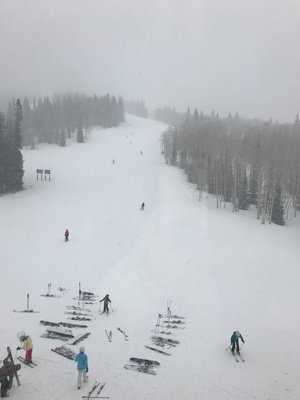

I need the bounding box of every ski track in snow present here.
[0,114,300,399]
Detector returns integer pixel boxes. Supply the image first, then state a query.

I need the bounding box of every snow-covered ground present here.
[1,114,300,399]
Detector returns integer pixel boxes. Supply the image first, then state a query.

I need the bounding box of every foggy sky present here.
[1,0,300,121]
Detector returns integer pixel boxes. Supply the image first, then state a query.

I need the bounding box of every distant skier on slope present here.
[64,229,69,242]
[140,202,145,211]
[230,330,245,355]
[99,294,111,314]
[17,332,33,363]
[75,346,88,390]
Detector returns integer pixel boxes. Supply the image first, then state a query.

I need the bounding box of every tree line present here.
[0,93,125,194]
[20,93,124,147]
[159,107,300,226]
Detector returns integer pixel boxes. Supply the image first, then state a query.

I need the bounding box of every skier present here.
[99,294,111,314]
[17,333,33,363]
[140,202,145,211]
[64,229,69,242]
[75,346,88,389]
[230,330,245,354]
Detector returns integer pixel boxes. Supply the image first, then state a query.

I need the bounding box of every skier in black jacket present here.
[99,294,111,314]
[230,331,245,354]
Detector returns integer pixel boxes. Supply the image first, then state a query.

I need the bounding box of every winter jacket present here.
[75,352,88,371]
[99,296,111,305]
[231,332,245,345]
[22,336,33,351]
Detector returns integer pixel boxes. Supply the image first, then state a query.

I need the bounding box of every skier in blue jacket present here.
[75,346,88,389]
[230,331,245,355]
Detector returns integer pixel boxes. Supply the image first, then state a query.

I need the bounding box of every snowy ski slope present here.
[0,114,300,399]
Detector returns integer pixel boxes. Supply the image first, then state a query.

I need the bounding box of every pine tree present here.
[76,126,84,143]
[59,129,66,147]
[14,99,23,149]
[271,183,285,225]
[238,168,249,210]
[248,167,258,205]
[0,112,7,193]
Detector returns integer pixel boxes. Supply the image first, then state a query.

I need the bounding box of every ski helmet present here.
[79,346,85,353]
[17,331,26,341]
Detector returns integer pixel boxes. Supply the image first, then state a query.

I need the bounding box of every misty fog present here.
[1,0,300,121]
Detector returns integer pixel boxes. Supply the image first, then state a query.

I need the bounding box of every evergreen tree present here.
[76,126,84,143]
[248,167,258,205]
[59,129,66,147]
[14,98,23,149]
[0,112,7,193]
[238,168,249,210]
[271,184,285,225]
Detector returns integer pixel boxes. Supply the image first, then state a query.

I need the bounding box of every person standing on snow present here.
[230,330,245,354]
[140,202,145,211]
[17,333,33,363]
[75,346,88,389]
[64,229,69,242]
[99,294,111,314]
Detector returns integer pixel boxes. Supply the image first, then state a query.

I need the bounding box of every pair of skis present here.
[229,347,245,363]
[17,356,38,368]
[105,329,112,343]
[117,327,128,341]
[82,381,108,399]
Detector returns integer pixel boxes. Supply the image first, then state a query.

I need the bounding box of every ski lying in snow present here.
[151,329,173,335]
[66,305,91,312]
[162,314,185,320]
[13,309,39,313]
[46,327,74,338]
[51,345,75,360]
[129,357,160,367]
[124,363,156,375]
[162,319,185,325]
[65,311,91,317]
[151,336,180,347]
[40,320,60,327]
[59,322,88,329]
[96,382,106,395]
[82,381,101,399]
[41,332,69,341]
[162,324,185,330]
[145,345,171,356]
[40,294,60,298]
[105,329,112,343]
[67,316,91,321]
[117,327,128,341]
[69,332,91,345]
[17,356,37,367]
